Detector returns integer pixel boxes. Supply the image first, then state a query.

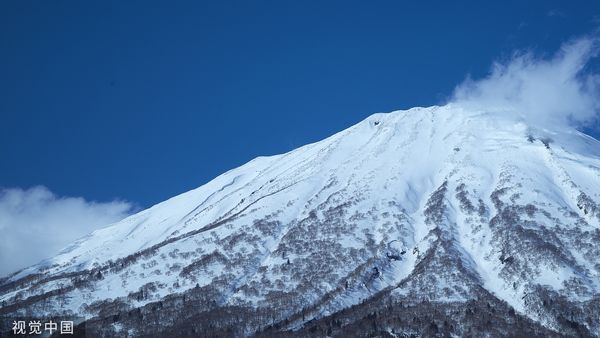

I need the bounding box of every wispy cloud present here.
[450,35,600,129]
[547,9,566,18]
[0,186,134,277]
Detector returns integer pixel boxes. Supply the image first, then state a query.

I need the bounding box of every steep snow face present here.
[1,105,600,336]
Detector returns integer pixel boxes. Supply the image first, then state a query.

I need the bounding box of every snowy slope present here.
[1,105,600,337]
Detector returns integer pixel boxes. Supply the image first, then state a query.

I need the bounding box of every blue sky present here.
[2,0,600,208]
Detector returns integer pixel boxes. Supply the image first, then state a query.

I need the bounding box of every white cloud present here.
[450,35,600,129]
[0,186,134,277]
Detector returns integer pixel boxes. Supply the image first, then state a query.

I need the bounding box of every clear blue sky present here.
[1,0,599,207]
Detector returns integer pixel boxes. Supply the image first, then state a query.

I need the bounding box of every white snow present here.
[2,104,600,331]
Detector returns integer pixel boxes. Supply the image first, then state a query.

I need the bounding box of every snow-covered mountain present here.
[1,105,600,337]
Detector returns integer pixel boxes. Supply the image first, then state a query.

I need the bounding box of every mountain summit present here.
[2,105,600,337]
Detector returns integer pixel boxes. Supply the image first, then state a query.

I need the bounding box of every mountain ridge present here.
[1,105,600,337]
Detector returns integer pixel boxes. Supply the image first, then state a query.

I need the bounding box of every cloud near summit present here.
[450,35,600,129]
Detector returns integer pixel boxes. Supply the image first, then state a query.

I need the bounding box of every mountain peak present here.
[2,105,600,337]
